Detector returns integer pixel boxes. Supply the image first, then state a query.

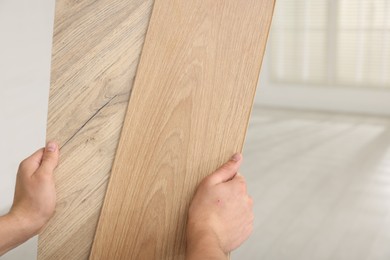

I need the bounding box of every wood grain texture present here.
[90,0,275,259]
[38,0,154,259]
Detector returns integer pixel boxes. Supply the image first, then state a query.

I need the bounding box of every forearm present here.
[0,212,37,256]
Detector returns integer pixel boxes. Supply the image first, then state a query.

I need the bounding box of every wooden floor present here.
[233,106,390,260]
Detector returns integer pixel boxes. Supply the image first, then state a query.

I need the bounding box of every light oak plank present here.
[90,1,275,259]
[38,0,154,259]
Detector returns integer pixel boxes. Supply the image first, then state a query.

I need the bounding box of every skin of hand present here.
[186,153,254,260]
[0,141,59,256]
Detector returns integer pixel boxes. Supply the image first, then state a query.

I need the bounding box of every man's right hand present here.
[186,153,254,259]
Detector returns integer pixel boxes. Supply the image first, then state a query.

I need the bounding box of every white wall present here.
[255,47,390,117]
[0,1,55,259]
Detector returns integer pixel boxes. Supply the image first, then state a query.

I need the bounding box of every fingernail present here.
[231,153,242,162]
[46,141,57,152]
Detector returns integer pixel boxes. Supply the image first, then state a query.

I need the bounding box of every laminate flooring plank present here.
[37,0,154,259]
[90,1,275,259]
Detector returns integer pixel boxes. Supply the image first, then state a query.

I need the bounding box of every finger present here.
[18,148,45,176]
[232,173,246,184]
[228,174,247,194]
[36,141,60,175]
[248,195,254,207]
[207,153,243,185]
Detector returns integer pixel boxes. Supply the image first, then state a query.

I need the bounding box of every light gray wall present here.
[255,43,390,117]
[0,1,55,259]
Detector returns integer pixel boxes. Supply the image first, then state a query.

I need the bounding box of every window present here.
[270,0,390,88]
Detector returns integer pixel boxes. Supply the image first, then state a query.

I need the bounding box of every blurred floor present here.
[233,106,390,260]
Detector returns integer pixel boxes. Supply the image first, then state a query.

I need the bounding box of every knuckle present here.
[236,175,247,186]
[234,181,247,194]
[249,225,254,234]
[202,175,214,185]
[237,174,245,181]
[239,180,247,192]
[248,196,254,206]
[41,155,52,163]
[19,159,28,168]
[248,219,254,228]
[18,159,29,172]
[250,212,255,222]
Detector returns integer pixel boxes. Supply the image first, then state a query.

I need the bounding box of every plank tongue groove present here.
[90,0,275,259]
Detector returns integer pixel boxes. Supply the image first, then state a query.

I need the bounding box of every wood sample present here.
[90,0,275,259]
[38,0,154,259]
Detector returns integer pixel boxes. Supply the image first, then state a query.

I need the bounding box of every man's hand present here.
[0,141,59,256]
[186,153,254,259]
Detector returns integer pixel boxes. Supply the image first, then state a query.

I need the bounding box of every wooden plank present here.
[90,0,275,259]
[37,0,154,259]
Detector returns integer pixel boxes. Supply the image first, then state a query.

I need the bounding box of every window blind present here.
[270,0,390,88]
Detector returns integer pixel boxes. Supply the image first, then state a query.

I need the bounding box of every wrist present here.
[8,208,46,237]
[0,212,39,256]
[186,220,227,259]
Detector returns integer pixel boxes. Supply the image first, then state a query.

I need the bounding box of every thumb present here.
[208,153,243,185]
[37,141,59,174]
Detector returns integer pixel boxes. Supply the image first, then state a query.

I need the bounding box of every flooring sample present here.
[90,0,275,259]
[37,0,154,259]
